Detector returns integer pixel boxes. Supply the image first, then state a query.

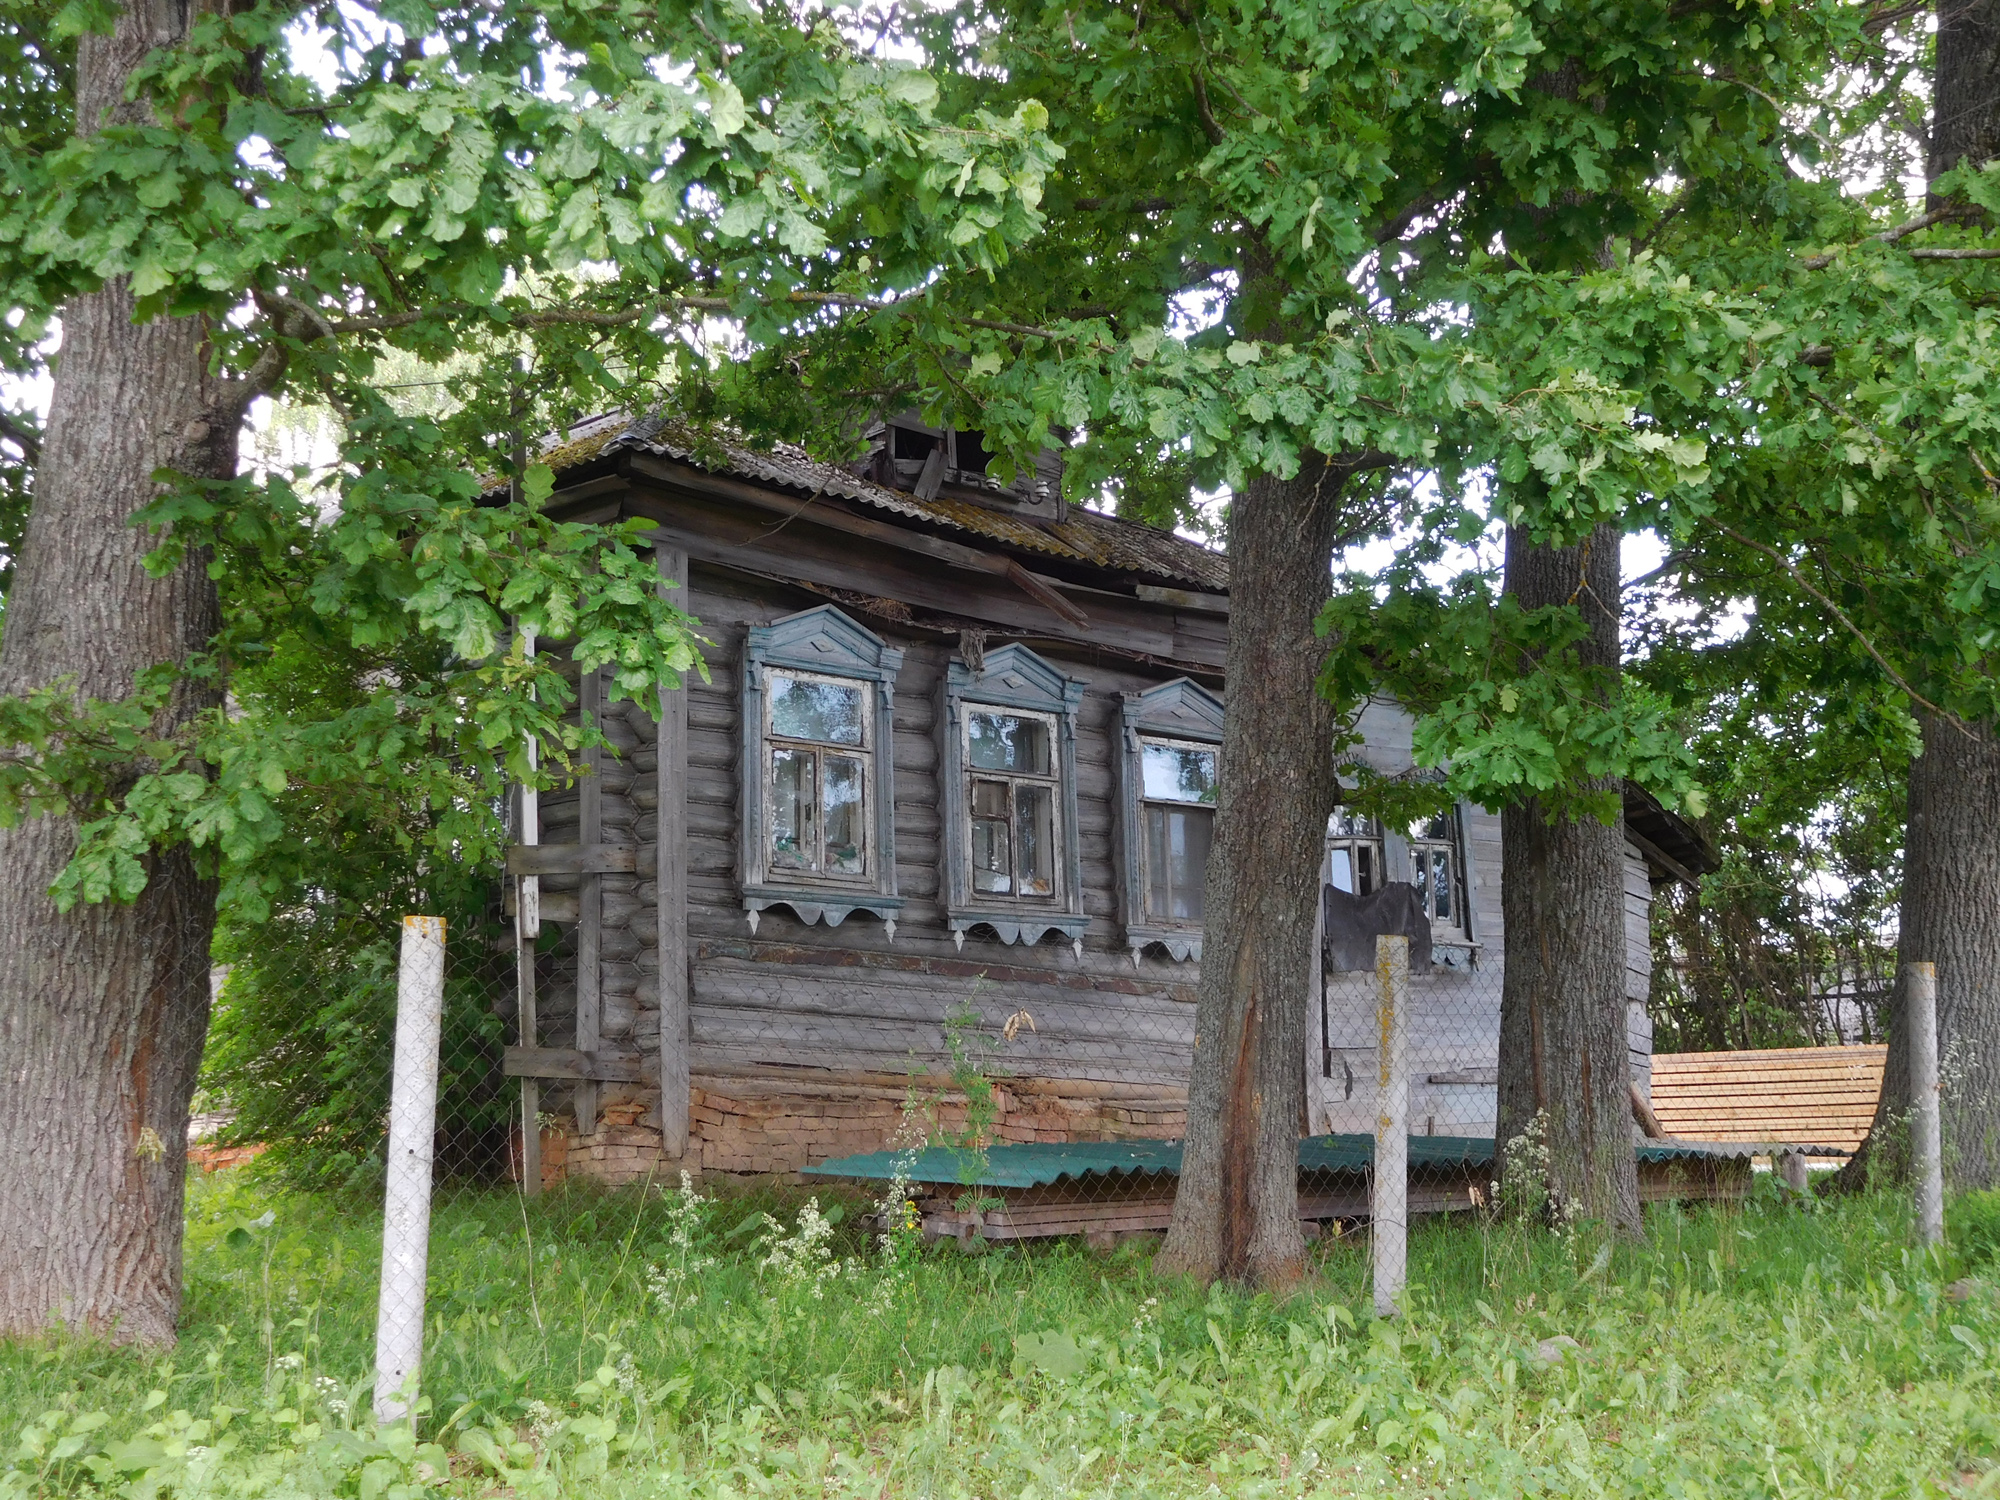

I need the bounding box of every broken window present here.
[1408,811,1465,934]
[765,671,871,880]
[966,710,1059,898]
[1327,809,1384,896]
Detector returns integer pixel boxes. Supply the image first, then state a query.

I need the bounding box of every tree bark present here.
[1928,0,2000,195]
[1494,523,1642,1234]
[0,3,235,1346]
[1157,461,1347,1288]
[1836,0,2000,1197]
[1846,717,2000,1191]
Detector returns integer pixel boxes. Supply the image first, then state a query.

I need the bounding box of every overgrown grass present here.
[5,1170,1998,1497]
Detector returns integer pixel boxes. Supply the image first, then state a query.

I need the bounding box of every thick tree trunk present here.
[1847,717,2000,1190]
[1157,461,1346,1288]
[0,3,233,1347]
[1494,523,1641,1234]
[1835,0,2000,1196]
[1928,0,2000,193]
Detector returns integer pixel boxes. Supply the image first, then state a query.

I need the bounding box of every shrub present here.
[1950,1188,2000,1269]
[203,885,511,1193]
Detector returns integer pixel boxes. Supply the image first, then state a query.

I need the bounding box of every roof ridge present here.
[534,410,1230,592]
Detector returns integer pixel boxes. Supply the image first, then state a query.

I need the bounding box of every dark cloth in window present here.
[1322,882,1433,974]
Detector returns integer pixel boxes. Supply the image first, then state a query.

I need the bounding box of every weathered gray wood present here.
[1622,848,1653,1002]
[505,1045,651,1083]
[628,453,1097,628]
[657,543,692,1156]
[1135,582,1230,613]
[691,959,1189,1037]
[503,887,579,923]
[505,843,638,876]
[689,1033,1190,1086]
[576,667,604,1136]
[624,503,1215,667]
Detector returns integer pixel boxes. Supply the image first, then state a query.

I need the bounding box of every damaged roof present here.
[534,412,1230,593]
[1622,782,1721,885]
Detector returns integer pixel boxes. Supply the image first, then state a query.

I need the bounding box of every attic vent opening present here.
[955,429,993,475]
[876,411,1067,523]
[892,426,937,461]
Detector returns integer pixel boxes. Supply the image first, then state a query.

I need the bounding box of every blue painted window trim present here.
[739,606,905,935]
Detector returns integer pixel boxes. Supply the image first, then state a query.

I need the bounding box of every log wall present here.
[520,568,1659,1185]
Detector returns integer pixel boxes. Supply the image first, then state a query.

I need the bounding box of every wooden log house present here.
[500,412,1714,1189]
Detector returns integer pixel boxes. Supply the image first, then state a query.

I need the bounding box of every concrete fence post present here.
[1908,960,1944,1248]
[374,915,448,1425]
[1373,933,1409,1318]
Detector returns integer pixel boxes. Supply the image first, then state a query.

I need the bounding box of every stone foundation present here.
[518,1071,1190,1189]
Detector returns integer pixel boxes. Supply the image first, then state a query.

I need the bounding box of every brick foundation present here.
[518,1071,1190,1189]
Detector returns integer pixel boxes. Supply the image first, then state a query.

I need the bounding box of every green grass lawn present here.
[5,1169,1998,1497]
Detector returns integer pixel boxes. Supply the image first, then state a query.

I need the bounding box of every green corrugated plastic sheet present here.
[803,1133,1840,1187]
[804,1139,1185,1190]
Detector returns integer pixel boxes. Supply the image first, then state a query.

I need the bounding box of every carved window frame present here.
[940,644,1087,953]
[740,606,905,935]
[1118,678,1226,963]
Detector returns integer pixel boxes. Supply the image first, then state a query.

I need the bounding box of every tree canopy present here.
[6,0,2000,1304]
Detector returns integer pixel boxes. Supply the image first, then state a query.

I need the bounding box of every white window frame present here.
[1118,677,1226,963]
[1327,809,1385,898]
[963,705,1065,904]
[1407,813,1467,937]
[940,644,1087,953]
[761,667,876,885]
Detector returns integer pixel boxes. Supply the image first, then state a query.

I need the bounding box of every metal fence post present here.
[1908,960,1944,1248]
[1373,933,1409,1318]
[374,915,448,1425]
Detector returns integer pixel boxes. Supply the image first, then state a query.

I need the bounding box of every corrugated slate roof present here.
[801,1131,1827,1187]
[1651,1046,1885,1155]
[535,413,1229,592]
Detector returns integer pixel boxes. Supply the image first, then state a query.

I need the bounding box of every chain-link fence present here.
[185,839,1922,1415]
[190,864,1561,1238]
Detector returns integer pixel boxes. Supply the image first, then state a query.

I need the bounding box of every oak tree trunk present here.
[1838,0,2000,1195]
[1928,0,2000,202]
[0,3,236,1346]
[1157,461,1346,1288]
[1850,717,2000,1190]
[1494,523,1642,1234]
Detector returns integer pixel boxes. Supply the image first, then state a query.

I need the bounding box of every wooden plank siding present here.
[1624,847,1657,1095]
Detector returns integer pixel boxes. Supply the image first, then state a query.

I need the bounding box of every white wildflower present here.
[759,1199,844,1298]
[647,1171,716,1315]
[525,1398,563,1448]
[313,1375,349,1419]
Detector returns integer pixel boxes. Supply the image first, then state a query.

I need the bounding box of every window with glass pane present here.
[1139,738,1218,922]
[764,671,870,879]
[964,711,1059,901]
[1408,813,1461,929]
[1327,808,1383,895]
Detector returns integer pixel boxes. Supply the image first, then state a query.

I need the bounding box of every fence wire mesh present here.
[189,855,1544,1255]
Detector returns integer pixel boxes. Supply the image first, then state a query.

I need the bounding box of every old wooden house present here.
[501,412,1713,1188]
